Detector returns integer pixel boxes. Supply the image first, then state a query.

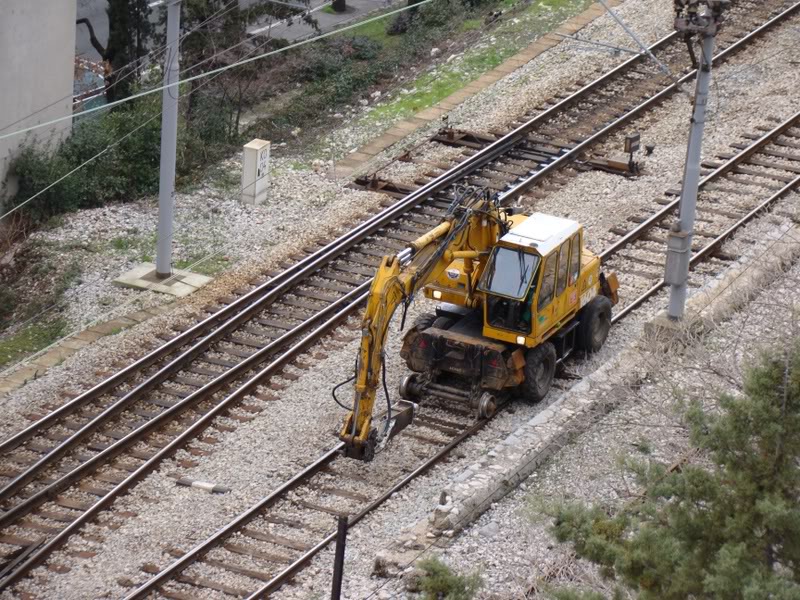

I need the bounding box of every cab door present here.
[534,233,582,340]
[533,250,557,338]
[554,234,582,319]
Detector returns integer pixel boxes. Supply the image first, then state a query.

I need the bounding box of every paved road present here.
[76,0,400,63]
[75,0,163,62]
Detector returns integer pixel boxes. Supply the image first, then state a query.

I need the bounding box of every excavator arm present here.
[338,189,507,460]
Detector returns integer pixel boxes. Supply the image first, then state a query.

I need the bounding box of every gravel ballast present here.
[2,0,799,597]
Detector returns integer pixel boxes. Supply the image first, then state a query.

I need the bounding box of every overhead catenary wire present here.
[0,19,289,352]
[0,29,286,351]
[0,0,435,223]
[0,0,437,144]
[0,0,241,135]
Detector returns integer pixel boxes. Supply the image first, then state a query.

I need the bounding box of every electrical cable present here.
[1,0,435,223]
[0,20,289,362]
[0,0,241,135]
[0,0,437,143]
[0,18,282,223]
[381,353,392,435]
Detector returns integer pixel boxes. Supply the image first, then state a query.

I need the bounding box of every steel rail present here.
[611,174,800,324]
[497,1,800,203]
[0,279,371,530]
[121,165,800,600]
[3,2,796,590]
[0,28,685,580]
[0,20,688,496]
[600,110,800,262]
[0,285,375,591]
[0,28,679,461]
[123,415,488,600]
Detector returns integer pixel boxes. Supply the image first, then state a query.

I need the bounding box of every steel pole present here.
[666,32,716,319]
[330,516,349,599]
[156,0,181,279]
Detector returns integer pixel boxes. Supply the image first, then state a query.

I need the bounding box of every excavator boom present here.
[338,189,508,459]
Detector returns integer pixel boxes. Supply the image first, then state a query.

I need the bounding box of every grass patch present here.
[0,319,68,369]
[367,44,512,122]
[322,5,336,14]
[175,253,229,276]
[348,15,402,48]
[363,0,592,123]
[459,18,482,32]
[111,236,136,251]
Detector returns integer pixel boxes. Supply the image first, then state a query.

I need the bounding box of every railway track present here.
[120,111,800,599]
[358,0,799,202]
[1,0,798,591]
[604,111,800,321]
[123,395,485,600]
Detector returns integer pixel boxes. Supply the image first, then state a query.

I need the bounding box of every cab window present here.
[556,241,569,297]
[537,252,557,310]
[478,247,540,300]
[569,232,581,285]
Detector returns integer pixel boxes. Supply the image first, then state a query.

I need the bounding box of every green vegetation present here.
[0,255,83,367]
[363,0,591,123]
[8,0,591,229]
[0,320,67,369]
[459,18,482,31]
[417,556,482,600]
[547,344,800,599]
[175,253,229,276]
[10,96,163,224]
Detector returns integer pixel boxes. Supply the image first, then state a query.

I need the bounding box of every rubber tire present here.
[521,342,557,403]
[576,296,612,354]
[412,314,437,331]
[432,316,455,330]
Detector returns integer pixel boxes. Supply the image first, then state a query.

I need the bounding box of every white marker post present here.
[241,139,271,205]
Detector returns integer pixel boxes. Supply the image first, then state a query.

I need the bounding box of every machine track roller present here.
[431,316,455,330]
[399,373,423,400]
[522,342,556,403]
[577,296,612,353]
[475,392,498,419]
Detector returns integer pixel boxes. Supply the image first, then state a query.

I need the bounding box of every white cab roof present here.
[501,212,580,256]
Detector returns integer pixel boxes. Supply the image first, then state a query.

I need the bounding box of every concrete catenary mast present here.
[664,0,729,319]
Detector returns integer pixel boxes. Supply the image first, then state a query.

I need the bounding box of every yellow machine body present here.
[338,190,618,460]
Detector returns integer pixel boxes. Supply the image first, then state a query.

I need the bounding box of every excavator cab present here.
[480,245,541,335]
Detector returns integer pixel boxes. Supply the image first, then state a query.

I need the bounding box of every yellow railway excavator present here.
[338,187,619,460]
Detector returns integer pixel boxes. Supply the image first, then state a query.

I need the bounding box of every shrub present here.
[10,98,162,223]
[417,556,482,600]
[548,344,800,599]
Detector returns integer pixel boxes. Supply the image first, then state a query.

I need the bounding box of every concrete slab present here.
[33,347,74,368]
[114,263,212,298]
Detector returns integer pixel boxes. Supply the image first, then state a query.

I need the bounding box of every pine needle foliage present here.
[549,345,800,599]
[417,556,482,600]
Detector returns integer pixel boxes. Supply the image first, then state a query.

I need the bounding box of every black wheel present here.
[431,316,454,330]
[412,314,436,331]
[522,342,556,403]
[576,296,612,354]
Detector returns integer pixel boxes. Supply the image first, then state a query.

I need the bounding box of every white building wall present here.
[0,0,77,204]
